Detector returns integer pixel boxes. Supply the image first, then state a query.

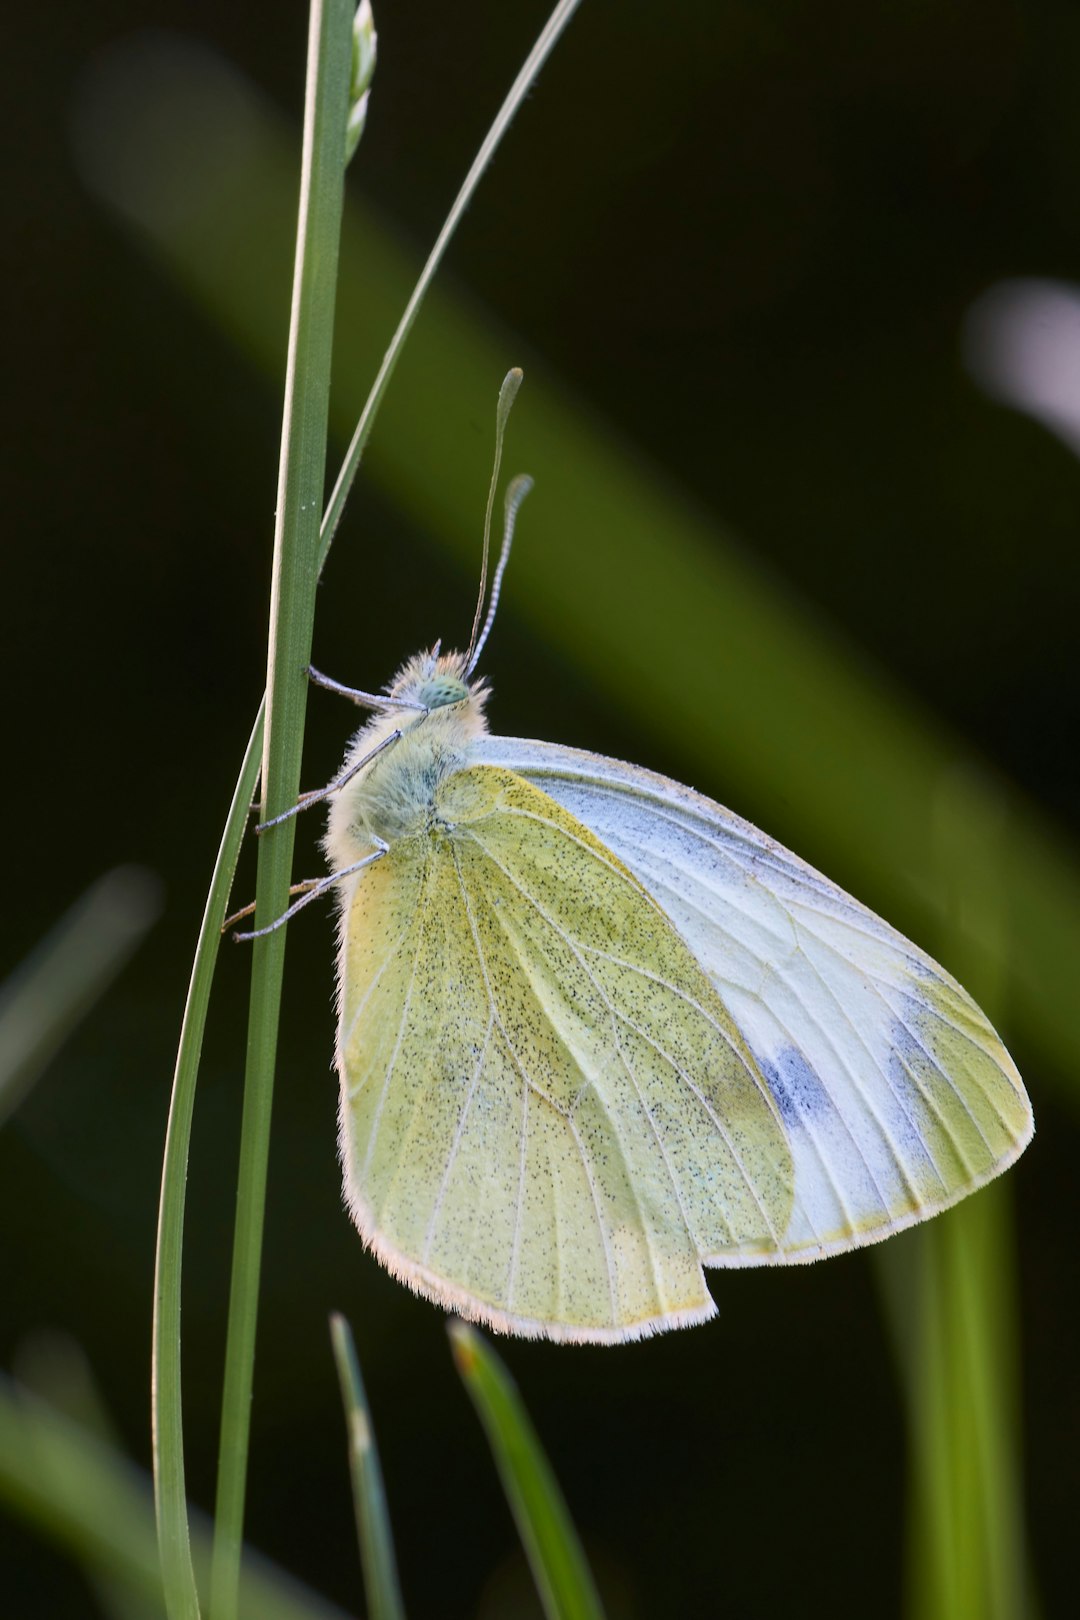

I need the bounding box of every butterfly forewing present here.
[337,763,794,1341]
[473,736,1033,1261]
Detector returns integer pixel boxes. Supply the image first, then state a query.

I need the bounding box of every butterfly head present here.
[388,647,490,723]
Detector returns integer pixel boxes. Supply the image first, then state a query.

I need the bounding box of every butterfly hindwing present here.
[336,762,794,1341]
[473,736,1034,1262]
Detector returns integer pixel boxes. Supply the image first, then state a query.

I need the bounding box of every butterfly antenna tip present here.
[465,368,525,672]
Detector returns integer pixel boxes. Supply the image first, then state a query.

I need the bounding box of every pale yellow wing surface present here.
[474,737,1034,1261]
[336,765,793,1342]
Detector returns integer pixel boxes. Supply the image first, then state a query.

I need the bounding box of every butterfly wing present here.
[474,736,1034,1264]
[336,763,794,1342]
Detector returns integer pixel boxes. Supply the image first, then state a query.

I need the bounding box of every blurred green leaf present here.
[329,1315,406,1620]
[16,1333,163,1620]
[878,1194,1034,1620]
[876,758,1036,1620]
[449,1323,605,1620]
[0,1373,356,1620]
[72,37,1080,1095]
[0,866,161,1127]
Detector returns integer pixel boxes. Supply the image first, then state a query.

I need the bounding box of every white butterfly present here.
[246,374,1033,1344]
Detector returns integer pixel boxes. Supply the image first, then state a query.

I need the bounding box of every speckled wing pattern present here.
[475,736,1034,1270]
[336,764,795,1343]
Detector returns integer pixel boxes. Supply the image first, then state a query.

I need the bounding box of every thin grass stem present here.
[449,1323,605,1620]
[318,0,583,563]
[207,4,354,1616]
[155,707,264,1620]
[329,1316,405,1620]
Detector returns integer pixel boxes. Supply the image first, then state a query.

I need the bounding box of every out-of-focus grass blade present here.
[71,37,1080,1090]
[879,1195,1034,1620]
[876,763,1036,1620]
[448,1322,605,1620]
[16,1333,177,1620]
[329,1316,405,1620]
[0,865,162,1127]
[0,1372,357,1620]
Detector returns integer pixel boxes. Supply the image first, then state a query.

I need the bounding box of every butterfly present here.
[244,371,1033,1343]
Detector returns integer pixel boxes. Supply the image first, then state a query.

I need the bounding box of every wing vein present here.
[448,839,620,1325]
[421,1012,494,1268]
[463,826,783,1252]
[357,858,433,1189]
[507,1077,529,1313]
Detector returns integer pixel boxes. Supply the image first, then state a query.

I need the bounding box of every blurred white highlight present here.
[964,277,1080,458]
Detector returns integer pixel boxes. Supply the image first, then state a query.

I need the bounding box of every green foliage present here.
[450,1324,606,1620]
[330,1315,405,1620]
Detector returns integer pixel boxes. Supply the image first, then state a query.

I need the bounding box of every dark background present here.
[3,2,1078,1615]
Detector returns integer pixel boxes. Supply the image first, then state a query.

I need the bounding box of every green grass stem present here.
[449,1323,605,1620]
[154,710,264,1619]
[319,0,583,559]
[877,762,1034,1620]
[329,1316,405,1620]
[209,5,353,1617]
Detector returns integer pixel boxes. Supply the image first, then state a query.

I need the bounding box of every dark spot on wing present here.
[757,1046,831,1128]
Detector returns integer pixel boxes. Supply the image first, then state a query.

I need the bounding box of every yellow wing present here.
[336,764,793,1342]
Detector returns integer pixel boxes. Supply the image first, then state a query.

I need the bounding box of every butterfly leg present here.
[230,842,389,940]
[223,879,325,932]
[256,729,403,832]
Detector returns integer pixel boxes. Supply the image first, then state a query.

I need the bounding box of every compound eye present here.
[416,676,469,710]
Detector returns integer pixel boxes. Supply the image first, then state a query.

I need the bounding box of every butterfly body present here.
[324,650,487,855]
[322,650,1033,1343]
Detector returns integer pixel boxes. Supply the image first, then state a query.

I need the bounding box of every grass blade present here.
[329,1316,405,1620]
[877,762,1036,1620]
[0,1374,356,1620]
[154,708,264,1620]
[319,0,583,558]
[448,1323,604,1620]
[0,866,161,1127]
[879,1194,1032,1620]
[209,4,353,1616]
[18,1332,164,1620]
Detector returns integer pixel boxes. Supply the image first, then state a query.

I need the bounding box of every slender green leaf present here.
[877,762,1035,1620]
[321,0,583,555]
[329,1316,405,1620]
[154,707,264,1620]
[449,1323,605,1620]
[210,5,354,1616]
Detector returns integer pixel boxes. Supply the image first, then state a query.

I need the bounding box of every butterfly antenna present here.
[465,368,523,670]
[466,473,533,674]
